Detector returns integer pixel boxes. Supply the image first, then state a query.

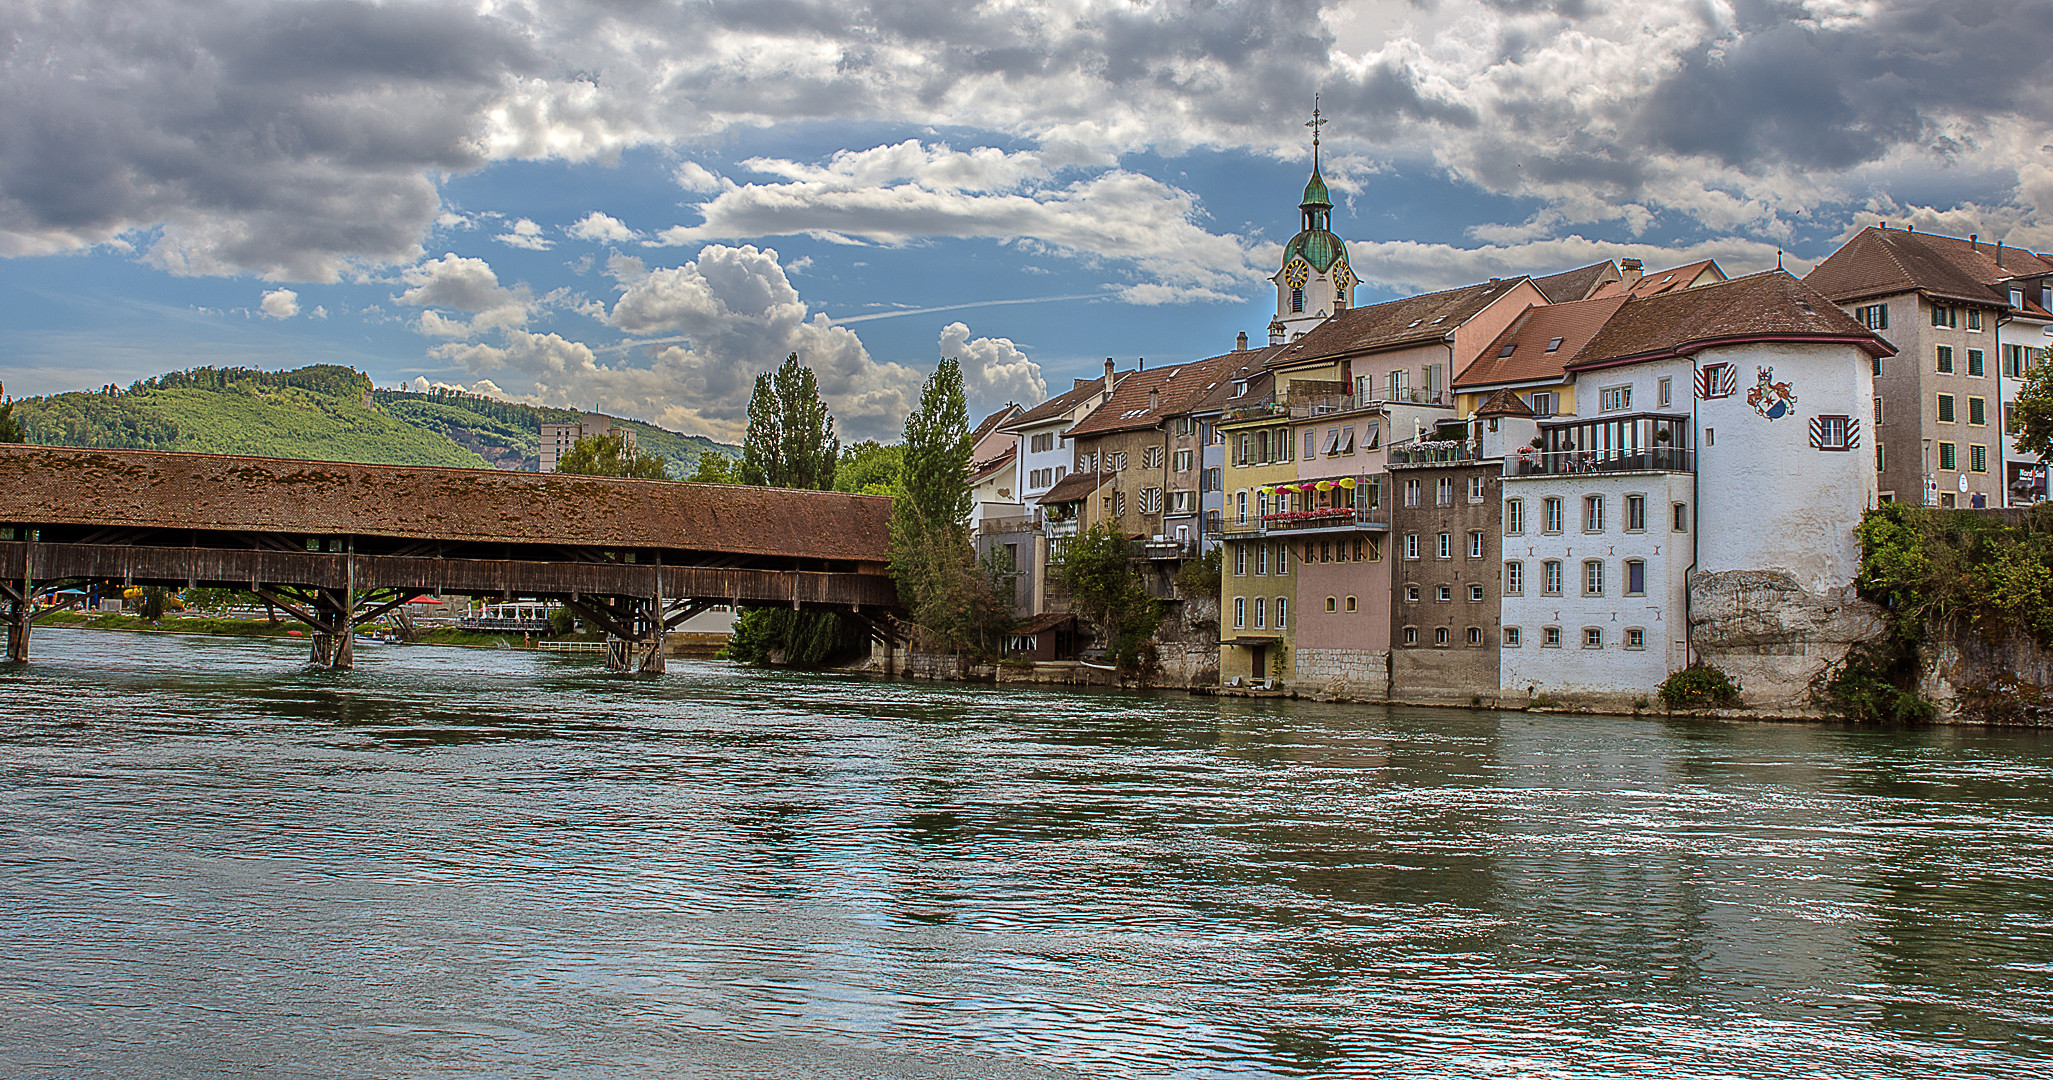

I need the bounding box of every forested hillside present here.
[13,365,737,476]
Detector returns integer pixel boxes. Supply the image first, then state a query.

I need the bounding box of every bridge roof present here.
[0,446,892,564]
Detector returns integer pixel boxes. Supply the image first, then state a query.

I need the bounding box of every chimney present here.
[1971,234,1979,250]
[1235,331,1248,352]
[1148,389,1159,412]
[1620,258,1644,286]
[1102,357,1115,401]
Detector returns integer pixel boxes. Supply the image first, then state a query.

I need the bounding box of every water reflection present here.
[1,627,2050,1078]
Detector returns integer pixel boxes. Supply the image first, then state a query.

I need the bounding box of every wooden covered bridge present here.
[0,446,900,671]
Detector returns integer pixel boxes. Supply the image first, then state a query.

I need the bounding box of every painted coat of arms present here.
[1746,366,1796,420]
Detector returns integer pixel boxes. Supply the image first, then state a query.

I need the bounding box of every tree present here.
[0,382,22,444]
[554,429,669,479]
[1055,523,1165,683]
[2013,353,2053,459]
[836,440,903,495]
[739,353,839,490]
[687,451,739,484]
[888,359,1012,656]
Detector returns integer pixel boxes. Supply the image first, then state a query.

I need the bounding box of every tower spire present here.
[1305,94,1326,170]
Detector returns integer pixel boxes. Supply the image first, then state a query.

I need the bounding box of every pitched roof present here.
[1590,260,1726,299]
[1063,353,1245,439]
[1267,277,1532,366]
[1187,346,1289,414]
[968,404,1022,448]
[1531,261,1619,303]
[1804,226,2053,309]
[1038,469,1113,505]
[1475,387,1536,418]
[1569,270,1894,370]
[1000,371,1128,431]
[968,443,1016,484]
[1454,296,1629,389]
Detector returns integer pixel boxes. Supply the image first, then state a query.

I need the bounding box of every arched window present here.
[1291,287,1304,313]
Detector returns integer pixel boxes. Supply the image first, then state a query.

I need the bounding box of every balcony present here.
[1249,505,1391,536]
[1222,395,1288,422]
[1129,536,1198,561]
[1386,438,1485,468]
[1512,446,1695,477]
[1293,388,1452,416]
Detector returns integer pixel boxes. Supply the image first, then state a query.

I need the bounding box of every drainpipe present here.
[1996,306,2012,508]
[1685,355,1700,669]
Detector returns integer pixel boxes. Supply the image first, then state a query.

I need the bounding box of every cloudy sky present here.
[3,0,2050,441]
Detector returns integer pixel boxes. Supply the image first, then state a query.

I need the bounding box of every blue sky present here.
[4,0,2051,442]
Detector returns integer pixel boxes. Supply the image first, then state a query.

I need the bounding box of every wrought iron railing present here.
[1512,446,1694,476]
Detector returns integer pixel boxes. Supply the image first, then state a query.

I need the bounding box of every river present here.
[3,628,2051,1078]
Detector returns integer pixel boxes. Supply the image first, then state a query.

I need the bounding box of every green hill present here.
[12,364,738,476]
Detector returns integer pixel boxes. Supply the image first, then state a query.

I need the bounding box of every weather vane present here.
[1305,94,1326,163]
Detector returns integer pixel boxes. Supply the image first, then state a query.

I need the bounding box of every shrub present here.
[1659,665,1743,710]
[1808,639,1937,724]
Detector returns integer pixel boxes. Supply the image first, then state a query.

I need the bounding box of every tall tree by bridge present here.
[889,358,1013,660]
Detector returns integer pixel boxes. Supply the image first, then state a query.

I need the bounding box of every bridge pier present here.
[4,596,27,664]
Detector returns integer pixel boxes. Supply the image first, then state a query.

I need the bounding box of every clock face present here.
[1331,261,1356,291]
[1282,259,1311,289]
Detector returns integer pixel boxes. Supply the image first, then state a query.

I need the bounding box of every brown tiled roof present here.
[1474,387,1536,418]
[968,443,1016,484]
[969,404,1022,448]
[1268,278,1532,366]
[1454,296,1629,388]
[1804,226,2053,309]
[1569,270,1894,370]
[1064,353,1244,439]
[1000,371,1127,430]
[1189,348,1288,413]
[1014,611,1076,635]
[1037,469,1113,505]
[1531,261,1619,303]
[0,445,892,562]
[1591,260,1726,299]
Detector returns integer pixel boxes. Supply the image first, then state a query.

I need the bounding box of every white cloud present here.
[396,252,533,338]
[939,321,1046,412]
[258,288,300,319]
[673,161,724,193]
[567,211,635,243]
[497,218,553,250]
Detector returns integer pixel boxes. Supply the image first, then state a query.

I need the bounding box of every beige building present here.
[539,411,629,473]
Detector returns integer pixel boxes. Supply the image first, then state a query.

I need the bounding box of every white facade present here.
[539,411,626,473]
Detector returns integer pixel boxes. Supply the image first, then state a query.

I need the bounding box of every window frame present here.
[1583,559,1605,597]
[1625,493,1646,532]
[1625,558,1646,597]
[1504,560,1524,595]
[1542,560,1563,596]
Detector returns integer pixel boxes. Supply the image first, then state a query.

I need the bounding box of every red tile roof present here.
[968,443,1016,484]
[1454,296,1629,389]
[1267,278,1532,366]
[1474,387,1536,418]
[969,404,1022,448]
[1569,270,1894,370]
[1589,260,1726,299]
[1037,469,1113,505]
[1804,225,2053,309]
[1000,371,1127,431]
[1531,261,1620,303]
[1063,353,1245,439]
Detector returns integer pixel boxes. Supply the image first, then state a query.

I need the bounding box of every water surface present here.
[3,628,2051,1077]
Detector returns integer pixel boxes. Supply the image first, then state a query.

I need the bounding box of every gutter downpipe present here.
[1996,306,2012,508]
[1686,351,1701,669]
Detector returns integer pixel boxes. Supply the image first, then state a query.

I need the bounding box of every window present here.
[1469,531,1485,558]
[1814,415,1852,451]
[1658,377,1672,407]
[1326,596,1337,613]
[1875,396,1884,423]
[1971,444,1988,473]
[1582,627,1603,649]
[1543,626,1562,648]
[1255,544,1268,575]
[1278,427,1293,461]
[1937,345,1954,374]
[1505,498,1526,534]
[1291,287,1304,313]
[1698,362,1734,399]
[1544,497,1564,533]
[1405,479,1421,507]
[1674,502,1689,532]
[1140,487,1163,513]
[1468,475,1486,502]
[1505,561,1524,595]
[1438,532,1452,559]
[1625,627,1645,650]
[1254,597,1267,628]
[1626,494,1646,531]
[1585,495,1605,532]
[1234,545,1247,576]
[1405,533,1421,560]
[1277,542,1291,575]
[1599,384,1632,412]
[1319,540,1331,563]
[1625,559,1646,596]
[1467,626,1483,646]
[1437,585,1453,602]
[1275,598,1288,630]
[1030,432,1053,453]
[1360,538,1377,562]
[1856,302,1889,329]
[1434,627,1450,647]
[1170,490,1196,514]
[1969,349,1985,377]
[1205,466,1221,492]
[1542,560,1563,596]
[1237,434,1251,466]
[1345,596,1357,612]
[1938,394,1955,423]
[1583,559,1605,596]
[1236,491,1248,525]
[1307,429,1320,458]
[1873,354,1883,377]
[1521,391,1554,416]
[1940,441,1957,471]
[1436,477,1454,506]
[1969,397,1987,426]
[1969,309,1984,332]
[1403,626,1419,645]
[1406,584,1421,602]
[1469,584,1485,602]
[1504,627,1522,647]
[1546,337,1564,352]
[1233,597,1246,628]
[1932,304,1958,329]
[1113,451,1128,471]
[1113,490,1126,516]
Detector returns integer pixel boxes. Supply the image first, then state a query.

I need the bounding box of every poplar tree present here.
[739,353,838,490]
[889,359,1011,656]
[0,382,22,444]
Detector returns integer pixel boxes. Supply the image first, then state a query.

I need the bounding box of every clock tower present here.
[1269,99,1355,344]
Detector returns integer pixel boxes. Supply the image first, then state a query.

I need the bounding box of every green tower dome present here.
[1282,163,1346,273]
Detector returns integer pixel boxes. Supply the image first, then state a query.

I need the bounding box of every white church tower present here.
[1268,100,1356,345]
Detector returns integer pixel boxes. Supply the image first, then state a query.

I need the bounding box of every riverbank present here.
[30,611,727,657]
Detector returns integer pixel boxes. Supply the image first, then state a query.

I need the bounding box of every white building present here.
[539,411,629,473]
[999,360,1127,508]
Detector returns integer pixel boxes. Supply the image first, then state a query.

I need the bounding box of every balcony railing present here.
[1292,388,1451,416]
[1250,505,1391,534]
[1512,446,1695,476]
[1129,537,1198,561]
[1386,438,1485,468]
[1222,395,1287,421]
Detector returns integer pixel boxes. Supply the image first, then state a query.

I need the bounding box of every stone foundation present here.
[1292,647,1390,699]
[1921,629,2053,725]
[1689,569,1886,710]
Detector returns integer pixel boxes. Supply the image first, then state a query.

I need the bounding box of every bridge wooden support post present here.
[309,588,357,671]
[3,591,28,664]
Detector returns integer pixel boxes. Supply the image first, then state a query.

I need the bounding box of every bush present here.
[1809,639,1937,724]
[1173,546,1222,602]
[1658,665,1743,710]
